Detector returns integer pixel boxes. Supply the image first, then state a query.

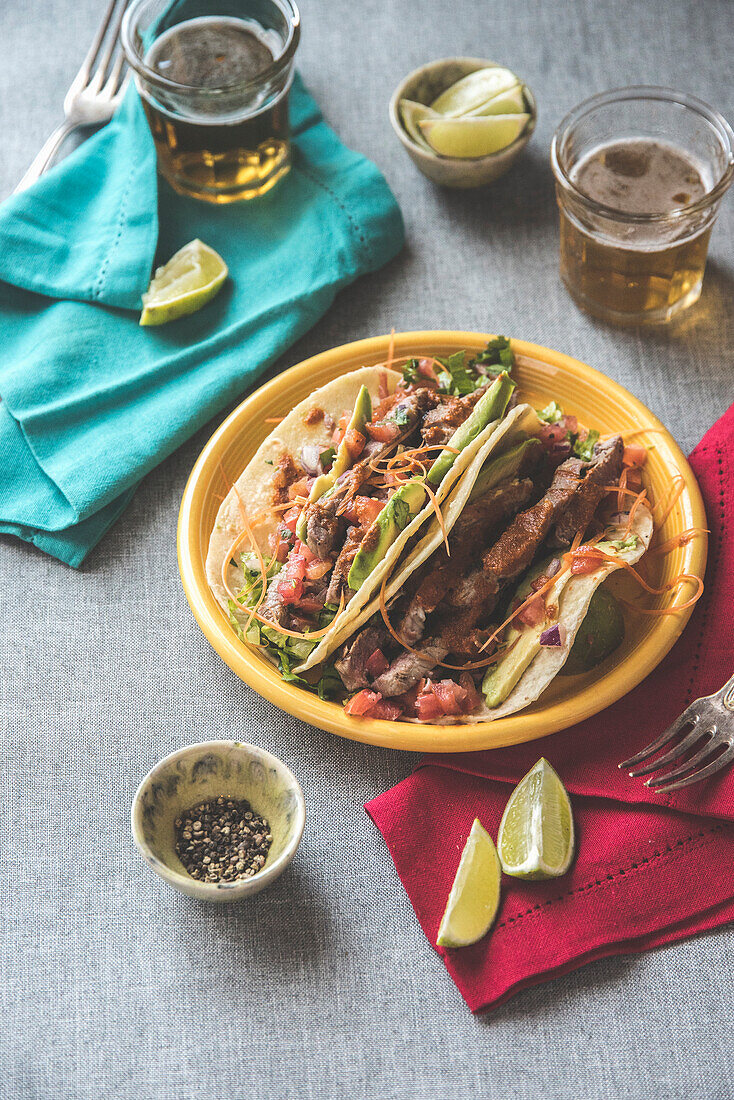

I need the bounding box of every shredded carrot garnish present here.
[264,416,284,424]
[478,562,572,653]
[653,475,685,526]
[421,479,450,556]
[623,489,649,537]
[617,466,628,514]
[620,575,704,615]
[650,527,709,556]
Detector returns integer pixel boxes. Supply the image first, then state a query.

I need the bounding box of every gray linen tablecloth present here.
[2,1,733,1097]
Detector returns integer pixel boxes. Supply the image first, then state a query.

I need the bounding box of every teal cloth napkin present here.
[0,76,404,566]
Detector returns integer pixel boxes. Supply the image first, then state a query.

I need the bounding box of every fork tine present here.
[77,0,121,85]
[647,741,734,793]
[627,718,706,777]
[92,0,130,89]
[645,728,717,786]
[105,49,127,97]
[619,710,699,771]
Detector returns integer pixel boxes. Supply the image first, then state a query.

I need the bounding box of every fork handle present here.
[15,120,79,193]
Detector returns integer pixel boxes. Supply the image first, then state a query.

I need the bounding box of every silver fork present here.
[15,0,131,193]
[619,673,734,792]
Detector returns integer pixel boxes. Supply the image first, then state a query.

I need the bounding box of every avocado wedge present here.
[296,384,372,542]
[428,372,515,487]
[482,556,570,708]
[347,479,426,592]
[468,438,541,503]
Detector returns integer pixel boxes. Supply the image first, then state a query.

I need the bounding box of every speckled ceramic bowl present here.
[389,57,536,188]
[131,740,305,902]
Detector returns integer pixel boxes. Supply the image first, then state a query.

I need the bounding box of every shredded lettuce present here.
[573,429,600,462]
[537,400,564,424]
[599,535,639,553]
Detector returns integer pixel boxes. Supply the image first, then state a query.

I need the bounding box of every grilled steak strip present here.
[371,641,450,697]
[334,624,390,692]
[552,435,623,545]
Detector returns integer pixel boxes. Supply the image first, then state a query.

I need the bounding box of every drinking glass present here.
[122,0,300,203]
[550,87,734,324]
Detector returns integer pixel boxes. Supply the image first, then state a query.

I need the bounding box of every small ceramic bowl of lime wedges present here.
[389,57,536,188]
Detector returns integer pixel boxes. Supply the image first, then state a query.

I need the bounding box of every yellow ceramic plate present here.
[178,332,707,752]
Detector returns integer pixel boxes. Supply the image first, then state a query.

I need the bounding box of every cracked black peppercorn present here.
[174,797,272,883]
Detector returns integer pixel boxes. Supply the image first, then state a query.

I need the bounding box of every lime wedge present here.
[399,98,439,151]
[436,818,501,948]
[497,759,575,880]
[419,114,530,158]
[140,239,228,326]
[465,83,526,117]
[430,66,519,117]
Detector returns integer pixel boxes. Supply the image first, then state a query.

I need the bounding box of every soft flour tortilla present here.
[206,366,519,667]
[206,367,401,616]
[308,402,543,666]
[404,505,654,724]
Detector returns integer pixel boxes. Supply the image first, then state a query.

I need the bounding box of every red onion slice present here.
[300,444,323,476]
[539,623,566,647]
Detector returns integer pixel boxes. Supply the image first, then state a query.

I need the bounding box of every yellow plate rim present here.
[177,330,707,753]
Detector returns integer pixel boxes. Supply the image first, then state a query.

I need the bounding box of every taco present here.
[206,339,520,687]
[334,402,655,723]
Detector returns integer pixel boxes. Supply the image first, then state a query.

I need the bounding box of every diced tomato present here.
[530,574,551,593]
[570,547,605,575]
[458,673,481,713]
[623,444,647,468]
[366,648,389,679]
[343,495,385,528]
[332,412,350,447]
[369,699,403,721]
[515,594,546,627]
[344,428,366,460]
[394,681,422,718]
[282,506,300,534]
[277,577,304,603]
[344,689,403,719]
[539,422,568,446]
[365,419,401,443]
[432,680,463,715]
[345,689,381,716]
[414,690,444,721]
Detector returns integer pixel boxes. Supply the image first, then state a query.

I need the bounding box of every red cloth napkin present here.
[366,404,734,1013]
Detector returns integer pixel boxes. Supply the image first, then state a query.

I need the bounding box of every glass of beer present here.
[551,88,733,324]
[122,0,300,203]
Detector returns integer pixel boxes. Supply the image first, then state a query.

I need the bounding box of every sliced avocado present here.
[468,438,541,503]
[347,480,426,592]
[561,586,624,675]
[481,555,568,708]
[296,385,373,541]
[427,372,515,487]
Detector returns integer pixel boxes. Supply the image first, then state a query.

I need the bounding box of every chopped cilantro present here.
[264,459,274,466]
[474,336,514,374]
[401,358,421,385]
[319,446,336,471]
[392,405,412,427]
[436,350,481,396]
[573,429,600,462]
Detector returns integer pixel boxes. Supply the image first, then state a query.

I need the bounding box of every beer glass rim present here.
[121,0,301,96]
[550,85,734,225]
